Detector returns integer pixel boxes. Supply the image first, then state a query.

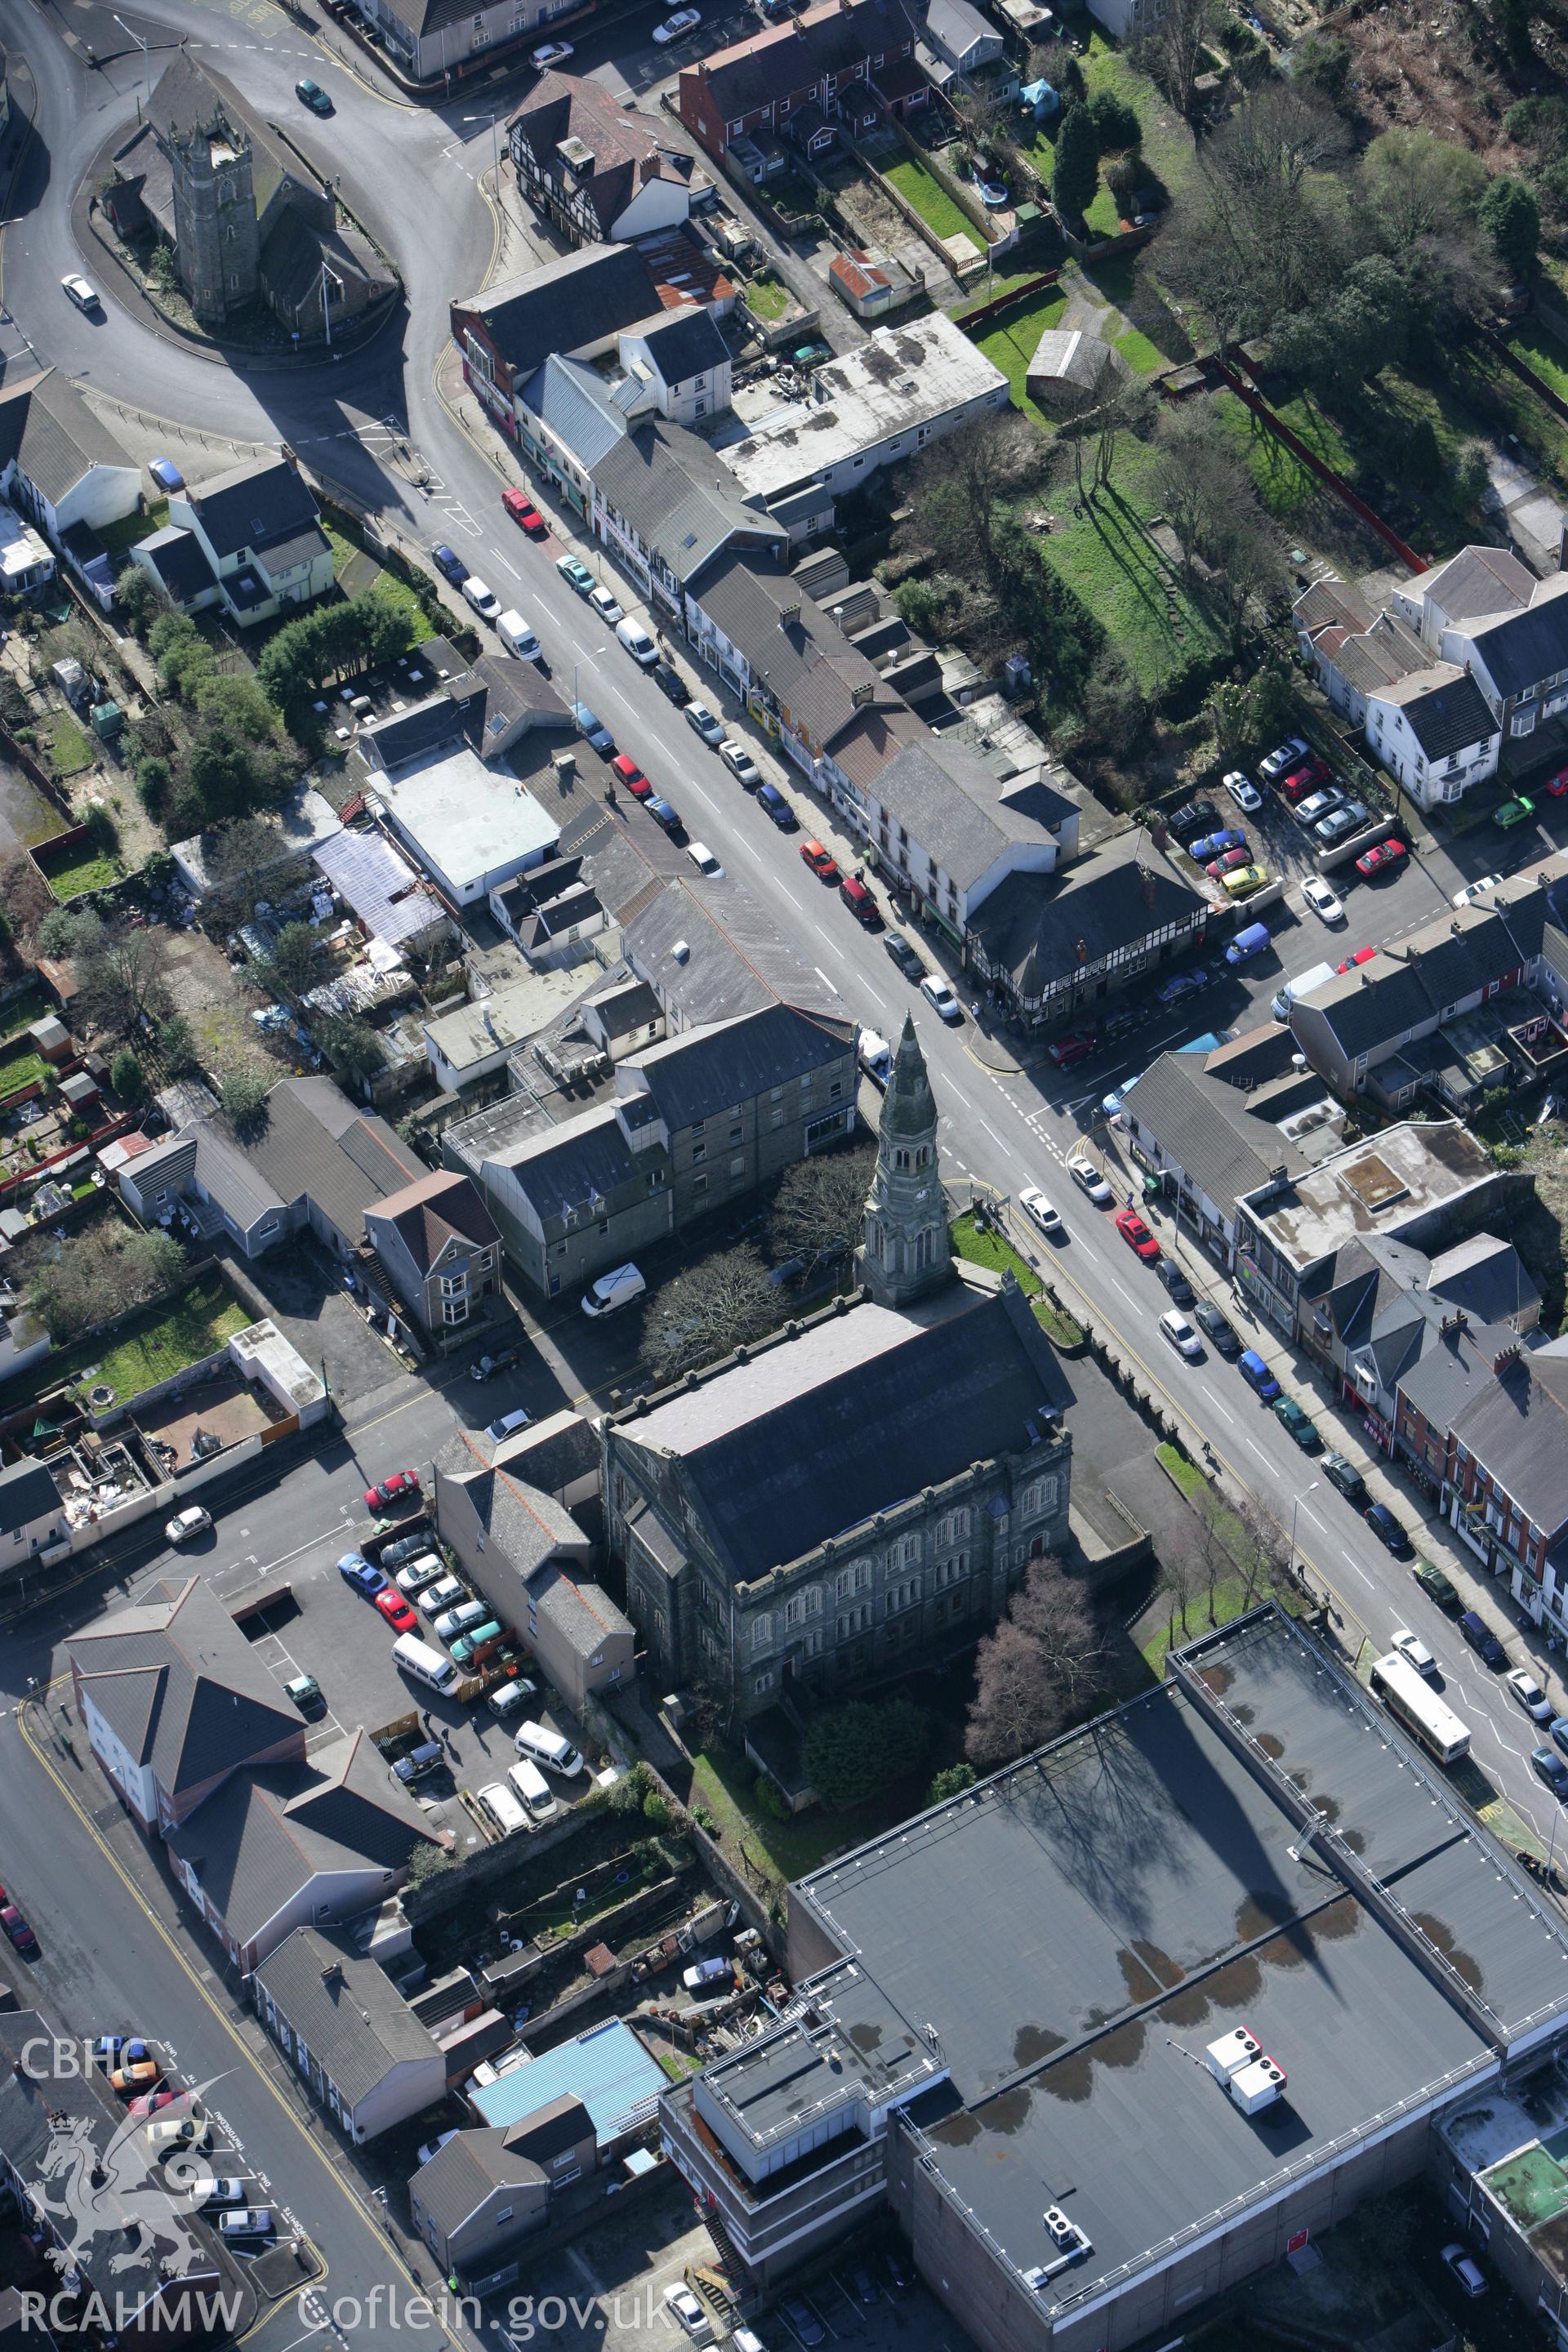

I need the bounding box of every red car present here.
[1047,1031,1096,1069]
[1281,762,1329,803]
[375,1588,419,1634]
[1205,846,1252,879]
[1115,1208,1160,1262]
[1356,840,1407,880]
[612,754,653,800]
[129,2087,180,2118]
[1548,769,1568,797]
[1335,944,1377,973]
[0,1906,37,1954]
[800,839,840,883]
[502,488,546,537]
[364,1469,421,1512]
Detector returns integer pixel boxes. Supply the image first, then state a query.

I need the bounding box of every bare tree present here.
[1157,1544,1199,1643]
[204,813,285,933]
[769,1139,875,1278]
[1209,504,1285,654]
[23,1224,184,1343]
[1235,1492,1294,1608]
[0,849,54,949]
[904,412,1044,586]
[965,1557,1108,1769]
[1151,413,1240,585]
[1158,84,1352,346]
[1136,0,1214,122]
[1092,371,1159,497]
[641,1246,779,1390]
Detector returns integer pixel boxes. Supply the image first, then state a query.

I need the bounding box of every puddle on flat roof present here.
[845,2021,883,2052]
[1118,1948,1162,2005]
[1132,1938,1187,1990]
[984,2086,1032,2135]
[1236,1890,1298,1942]
[1414,1912,1485,1993]
[1231,1703,1255,1728]
[929,2109,982,2147]
[1038,2050,1094,2103]
[1256,1733,1285,1761]
[1014,2025,1066,2069]
[1312,1895,1361,1940]
[1199,1664,1233,1697]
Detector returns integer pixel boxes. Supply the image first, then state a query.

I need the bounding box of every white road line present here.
[1339,1548,1373,1588]
[1299,1503,1325,1530]
[1209,1396,1236,1423]
[1245,1436,1271,1466]
[860,978,888,1009]
[1111,1276,1139,1308]
[980,1118,1015,1159]
[492,553,520,579]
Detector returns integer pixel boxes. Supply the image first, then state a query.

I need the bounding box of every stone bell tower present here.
[857,1013,950,1308]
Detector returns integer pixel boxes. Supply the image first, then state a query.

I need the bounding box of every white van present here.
[479,1782,529,1838]
[392,1633,459,1694]
[497,609,541,661]
[581,1263,646,1318]
[514,1719,586,1778]
[616,617,658,667]
[1270,959,1338,1022]
[857,1029,892,1088]
[461,576,501,621]
[507,1757,558,1823]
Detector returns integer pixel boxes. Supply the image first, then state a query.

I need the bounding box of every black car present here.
[432,544,468,586]
[648,796,684,837]
[652,662,687,705]
[883,2249,912,2300]
[1322,1452,1369,1508]
[1459,1609,1508,1669]
[1157,1258,1194,1305]
[1365,1501,1411,1556]
[1535,1747,1568,1798]
[1195,1301,1241,1356]
[884,931,925,980]
[1168,797,1218,841]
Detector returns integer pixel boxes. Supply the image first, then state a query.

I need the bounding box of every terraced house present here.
[677,0,928,167]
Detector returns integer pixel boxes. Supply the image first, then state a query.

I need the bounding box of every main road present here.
[3,0,1568,2289]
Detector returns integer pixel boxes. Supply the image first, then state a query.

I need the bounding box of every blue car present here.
[1156,969,1208,1008]
[338,1552,387,1597]
[1187,828,1245,863]
[1236,1349,1281,1402]
[148,457,185,493]
[431,544,469,586]
[757,782,797,831]
[1552,1716,1568,1757]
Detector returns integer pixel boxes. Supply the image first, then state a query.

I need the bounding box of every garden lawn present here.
[321,523,425,642]
[689,1744,873,1891]
[0,1042,47,1098]
[45,845,122,899]
[971,285,1069,426]
[0,984,49,1045]
[1036,434,1227,693]
[96,500,168,559]
[882,156,980,253]
[950,1209,1084,1348]
[742,274,792,322]
[1112,325,1165,376]
[1508,318,1568,404]
[1080,30,1197,202]
[48,1272,252,1404]
[35,712,95,779]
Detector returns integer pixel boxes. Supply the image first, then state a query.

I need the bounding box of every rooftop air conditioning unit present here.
[1205,2027,1261,2083]
[1032,2207,1092,2278]
[1227,2056,1286,2115]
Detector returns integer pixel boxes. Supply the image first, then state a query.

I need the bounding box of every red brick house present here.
[677,0,927,164]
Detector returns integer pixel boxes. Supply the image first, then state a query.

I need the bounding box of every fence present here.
[954,269,1061,333]
[1208,359,1429,577]
[1484,327,1568,437]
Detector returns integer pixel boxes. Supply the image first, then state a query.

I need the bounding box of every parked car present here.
[612,754,653,800]
[1389,1628,1437,1677]
[1301,876,1345,924]
[687,841,723,878]
[1206,846,1254,879]
[110,2060,162,2094]
[756,782,796,830]
[434,1599,488,1644]
[617,619,658,666]
[1195,1301,1241,1355]
[337,1552,387,1597]
[1294,788,1343,830]
[1273,1397,1320,1450]
[1019,1188,1063,1240]
[217,2209,274,2243]
[581,1263,646,1317]
[148,457,185,493]
[682,1956,733,1993]
[1459,1610,1508,1668]
[396,1554,444,1597]
[470,1347,522,1382]
[1236,1350,1281,1401]
[1494,794,1536,831]
[684,700,725,746]
[488,1678,539,1721]
[0,1907,37,1954]
[1439,2243,1487,2299]
[1167,798,1218,840]
[295,76,333,111]
[375,1589,420,1634]
[1533,1748,1568,1797]
[1356,840,1407,879]
[364,1470,420,1512]
[719,740,761,786]
[486,1407,532,1444]
[416,2131,459,2170]
[461,577,501,621]
[1187,828,1245,863]
[1281,763,1329,804]
[417,1575,466,1619]
[146,2116,213,2158]
[381,1528,434,1570]
[840,874,881,929]
[1315,803,1370,847]
[1223,770,1263,812]
[502,488,547,536]
[780,2303,825,2348]
[1155,969,1209,1008]
[884,930,925,981]
[588,584,623,625]
[920,974,963,1024]
[1068,1156,1112,1204]
[1413,1557,1460,1611]
[283,1673,323,1713]
[164,1506,211,1544]
[664,2287,713,2345]
[652,662,687,704]
[530,38,574,65]
[1156,1257,1193,1303]
[653,6,702,38]
[1115,1208,1160,1261]
[1321,1453,1368,1507]
[1047,1028,1097,1065]
[195,2180,246,2209]
[1335,945,1378,973]
[451,1620,503,1670]
[1508,1666,1555,1720]
[127,2087,178,2121]
[572,702,613,753]
[1258,737,1310,782]
[1221,863,1269,898]
[555,553,594,596]
[1365,1501,1411,1557]
[1453,873,1503,907]
[1160,1308,1201,1361]
[431,544,468,585]
[800,839,839,882]
[647,795,684,837]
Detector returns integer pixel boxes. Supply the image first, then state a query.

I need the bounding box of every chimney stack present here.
[1493,1340,1521,1374]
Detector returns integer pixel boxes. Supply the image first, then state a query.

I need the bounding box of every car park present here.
[432,544,468,585]
[1160,1308,1201,1360]
[685,701,725,746]
[687,841,723,877]
[1459,1610,1508,1668]
[284,1673,323,1713]
[381,1528,434,1570]
[1259,737,1310,781]
[1019,1188,1063,1239]
[588,584,623,624]
[1273,1397,1320,1450]
[434,1599,488,1645]
[1196,1301,1241,1355]
[375,1589,419,1634]
[1390,1628,1436,1677]
[218,2209,274,2243]
[470,1347,521,1382]
[194,2180,245,2209]
[461,577,501,621]
[1413,1558,1460,1611]
[338,1552,387,1597]
[1494,794,1535,831]
[110,2060,161,2094]
[61,274,99,310]
[146,2116,212,2158]
[452,1619,503,1671]
[849,2264,880,2306]
[1301,876,1344,924]
[572,702,613,753]
[392,1740,443,1786]
[1315,802,1370,847]
[1206,845,1254,879]
[884,930,925,980]
[800,840,839,881]
[165,1506,211,1544]
[663,2286,713,2344]
[502,488,547,536]
[417,1575,466,1619]
[95,2035,148,2065]
[364,1470,420,1512]
[839,875,881,928]
[1236,1350,1281,1401]
[488,1677,540,1722]
[1365,1502,1411,1556]
[1280,766,1325,804]
[295,76,333,111]
[1439,2243,1486,2298]
[616,618,658,664]
[1453,873,1503,907]
[719,740,760,786]
[653,5,702,37]
[1188,828,1245,863]
[920,974,962,1023]
[1223,770,1263,812]
[531,38,574,64]
[1533,1748,1568,1797]
[1221,863,1268,897]
[1167,799,1218,840]
[485,1407,532,1444]
[1068,1156,1112,1203]
[782,2302,826,2347]
[555,554,594,596]
[1115,1208,1159,1261]
[128,2087,178,2118]
[1356,840,1407,879]
[1321,1453,1368,1506]
[647,795,683,836]
[611,754,653,800]
[1508,1666,1554,1720]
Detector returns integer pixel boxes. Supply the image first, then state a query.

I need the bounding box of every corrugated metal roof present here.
[471,2018,666,2143]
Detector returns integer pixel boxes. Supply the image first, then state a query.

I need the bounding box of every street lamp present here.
[1289,1481,1320,1588]
[465,113,501,203]
[114,13,151,117]
[316,258,343,351]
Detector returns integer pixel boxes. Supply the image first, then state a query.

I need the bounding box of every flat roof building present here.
[371,745,561,906]
[663,1606,1568,2350]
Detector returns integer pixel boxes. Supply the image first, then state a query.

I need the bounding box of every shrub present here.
[804,1696,929,1810]
[220,1069,270,1135]
[1088,87,1140,154]
[642,1791,674,1829]
[109,1049,144,1098]
[925,1762,978,1806]
[753,1773,791,1822]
